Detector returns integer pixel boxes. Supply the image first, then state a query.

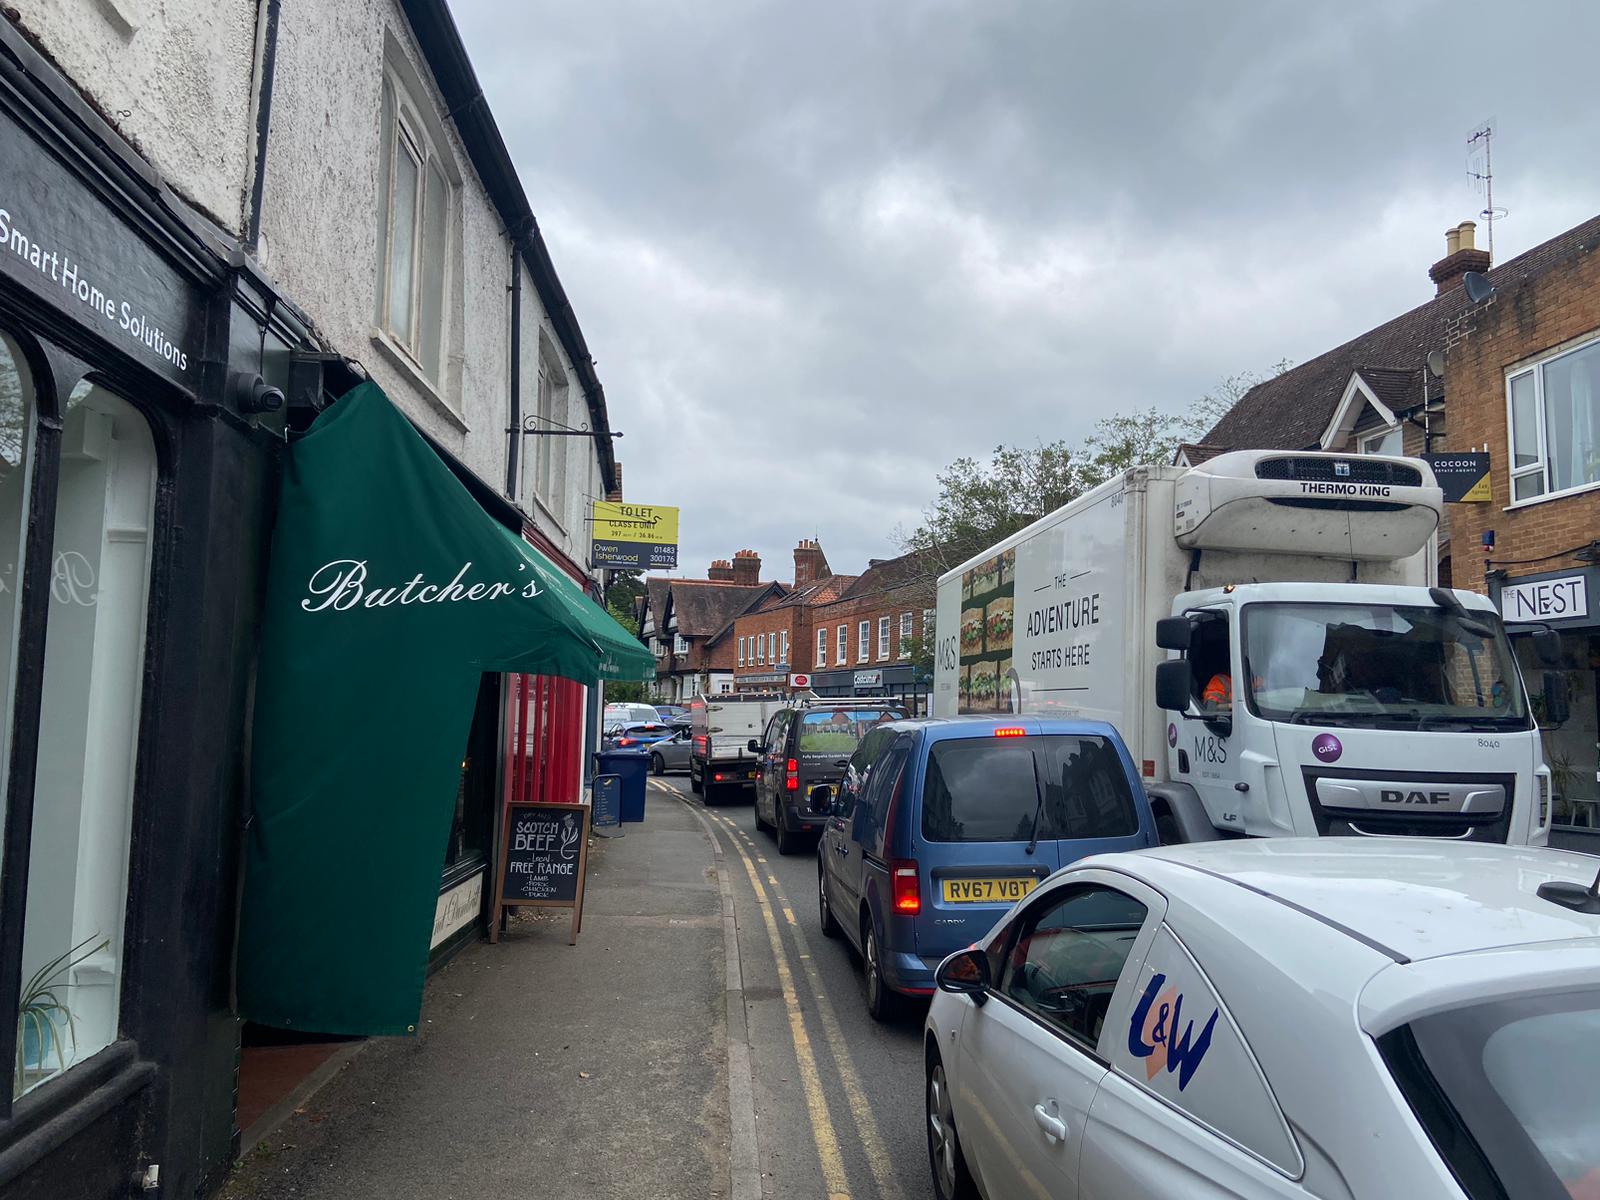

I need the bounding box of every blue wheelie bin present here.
[595,749,649,822]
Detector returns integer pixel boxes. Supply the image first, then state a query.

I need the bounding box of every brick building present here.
[732,540,854,691]
[807,551,937,710]
[1204,212,1600,842]
[1436,214,1600,837]
[640,550,784,700]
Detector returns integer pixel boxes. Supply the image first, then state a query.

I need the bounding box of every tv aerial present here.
[1467,119,1507,260]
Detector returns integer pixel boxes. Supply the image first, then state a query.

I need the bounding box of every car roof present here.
[887,714,1124,740]
[1124,838,1600,964]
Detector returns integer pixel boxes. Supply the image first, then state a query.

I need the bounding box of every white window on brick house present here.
[737,637,746,667]
[1509,335,1600,503]
[1360,425,1403,456]
[780,630,789,665]
[674,634,687,655]
[377,56,458,394]
[899,612,913,657]
[757,635,765,665]
[767,632,776,664]
[837,625,847,663]
[877,616,890,660]
[816,628,827,667]
[858,621,870,662]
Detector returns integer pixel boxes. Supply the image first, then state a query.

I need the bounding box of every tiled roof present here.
[832,550,937,603]
[1173,442,1228,465]
[1205,214,1600,450]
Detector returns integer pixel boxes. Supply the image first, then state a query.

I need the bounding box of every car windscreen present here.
[1383,988,1600,1199]
[921,735,1138,843]
[796,710,906,756]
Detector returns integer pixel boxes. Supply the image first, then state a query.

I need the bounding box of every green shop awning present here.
[237,382,651,1036]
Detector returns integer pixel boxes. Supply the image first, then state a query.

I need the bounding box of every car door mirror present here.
[934,949,990,1004]
[1155,659,1193,712]
[748,738,762,753]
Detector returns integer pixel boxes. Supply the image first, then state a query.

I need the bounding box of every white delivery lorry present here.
[933,449,1565,845]
[689,693,787,803]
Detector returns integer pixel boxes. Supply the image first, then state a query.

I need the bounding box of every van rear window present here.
[921,735,1138,843]
[797,709,905,755]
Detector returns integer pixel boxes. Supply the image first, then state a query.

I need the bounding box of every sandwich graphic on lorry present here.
[986,598,1014,653]
[958,667,972,711]
[960,608,985,654]
[970,661,998,710]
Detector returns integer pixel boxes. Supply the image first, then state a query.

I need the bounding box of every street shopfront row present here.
[1496,564,1600,846]
[0,23,650,1200]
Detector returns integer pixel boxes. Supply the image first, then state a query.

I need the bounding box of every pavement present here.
[223,792,729,1200]
[223,777,935,1200]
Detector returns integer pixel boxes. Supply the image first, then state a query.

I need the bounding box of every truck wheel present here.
[651,753,665,777]
[1156,811,1181,846]
[690,765,703,795]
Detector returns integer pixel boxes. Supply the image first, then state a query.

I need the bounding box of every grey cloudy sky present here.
[453,0,1600,582]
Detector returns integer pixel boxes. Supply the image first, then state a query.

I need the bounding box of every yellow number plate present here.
[941,877,1038,904]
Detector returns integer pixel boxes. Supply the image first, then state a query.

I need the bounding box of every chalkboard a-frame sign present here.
[490,802,591,945]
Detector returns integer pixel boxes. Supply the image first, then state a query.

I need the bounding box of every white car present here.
[924,839,1600,1200]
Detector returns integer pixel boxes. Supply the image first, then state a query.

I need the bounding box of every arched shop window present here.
[16,377,157,1096]
[0,331,36,859]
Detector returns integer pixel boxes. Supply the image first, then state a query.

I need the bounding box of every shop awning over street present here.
[237,382,650,1036]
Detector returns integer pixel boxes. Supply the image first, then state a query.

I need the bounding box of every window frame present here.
[737,636,746,667]
[756,635,765,665]
[1360,424,1403,457]
[899,612,913,658]
[816,627,827,667]
[1505,332,1600,508]
[779,629,789,666]
[877,616,890,661]
[858,620,870,662]
[837,624,847,663]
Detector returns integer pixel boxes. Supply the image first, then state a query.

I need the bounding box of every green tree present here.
[602,570,650,702]
[899,361,1290,569]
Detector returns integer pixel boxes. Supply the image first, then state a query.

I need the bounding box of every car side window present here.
[997,885,1149,1050]
[841,728,889,819]
[763,712,786,754]
[858,739,911,851]
[1111,925,1301,1175]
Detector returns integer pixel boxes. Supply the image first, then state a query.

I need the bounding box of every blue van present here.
[817,715,1157,1019]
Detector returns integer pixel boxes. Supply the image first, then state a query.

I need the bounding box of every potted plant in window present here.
[15,934,107,1096]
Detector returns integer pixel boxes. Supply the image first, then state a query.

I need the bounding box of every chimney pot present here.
[1445,227,1461,256]
[1458,220,1477,252]
[731,550,761,586]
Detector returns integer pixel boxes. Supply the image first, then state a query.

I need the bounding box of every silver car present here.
[649,724,694,776]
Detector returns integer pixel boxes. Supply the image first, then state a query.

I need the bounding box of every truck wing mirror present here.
[1155,660,1193,712]
[1534,629,1563,666]
[1155,617,1192,651]
[747,738,762,753]
[1543,673,1572,726]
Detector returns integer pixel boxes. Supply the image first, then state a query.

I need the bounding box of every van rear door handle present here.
[1033,1101,1067,1143]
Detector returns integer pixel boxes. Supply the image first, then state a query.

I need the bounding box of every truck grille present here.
[1256,457,1422,486]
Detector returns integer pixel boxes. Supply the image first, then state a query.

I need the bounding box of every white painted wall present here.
[8,0,259,231]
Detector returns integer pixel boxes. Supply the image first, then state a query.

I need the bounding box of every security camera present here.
[231,371,286,414]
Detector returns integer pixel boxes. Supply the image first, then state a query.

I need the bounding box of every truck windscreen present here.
[1241,603,1530,730]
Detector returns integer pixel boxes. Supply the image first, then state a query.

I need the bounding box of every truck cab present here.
[1154,582,1560,843]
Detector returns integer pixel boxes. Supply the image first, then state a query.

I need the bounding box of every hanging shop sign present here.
[490,801,592,946]
[429,872,484,950]
[592,501,680,570]
[1422,452,1492,503]
[236,383,651,1037]
[788,673,812,689]
[0,126,204,388]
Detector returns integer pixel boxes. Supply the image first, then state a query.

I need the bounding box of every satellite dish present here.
[1463,271,1496,304]
[1426,350,1446,378]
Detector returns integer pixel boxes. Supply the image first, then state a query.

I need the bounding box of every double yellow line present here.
[692,800,906,1200]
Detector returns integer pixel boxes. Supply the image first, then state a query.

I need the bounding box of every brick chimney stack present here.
[1429,221,1492,295]
[793,539,830,587]
[708,559,735,582]
[732,549,761,587]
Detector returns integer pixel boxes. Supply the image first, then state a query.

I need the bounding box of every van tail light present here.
[785,758,799,792]
[891,860,921,915]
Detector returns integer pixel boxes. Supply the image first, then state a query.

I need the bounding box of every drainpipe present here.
[505,235,523,496]
[244,0,282,253]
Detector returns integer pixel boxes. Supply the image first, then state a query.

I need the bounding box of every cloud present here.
[453,0,1600,579]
